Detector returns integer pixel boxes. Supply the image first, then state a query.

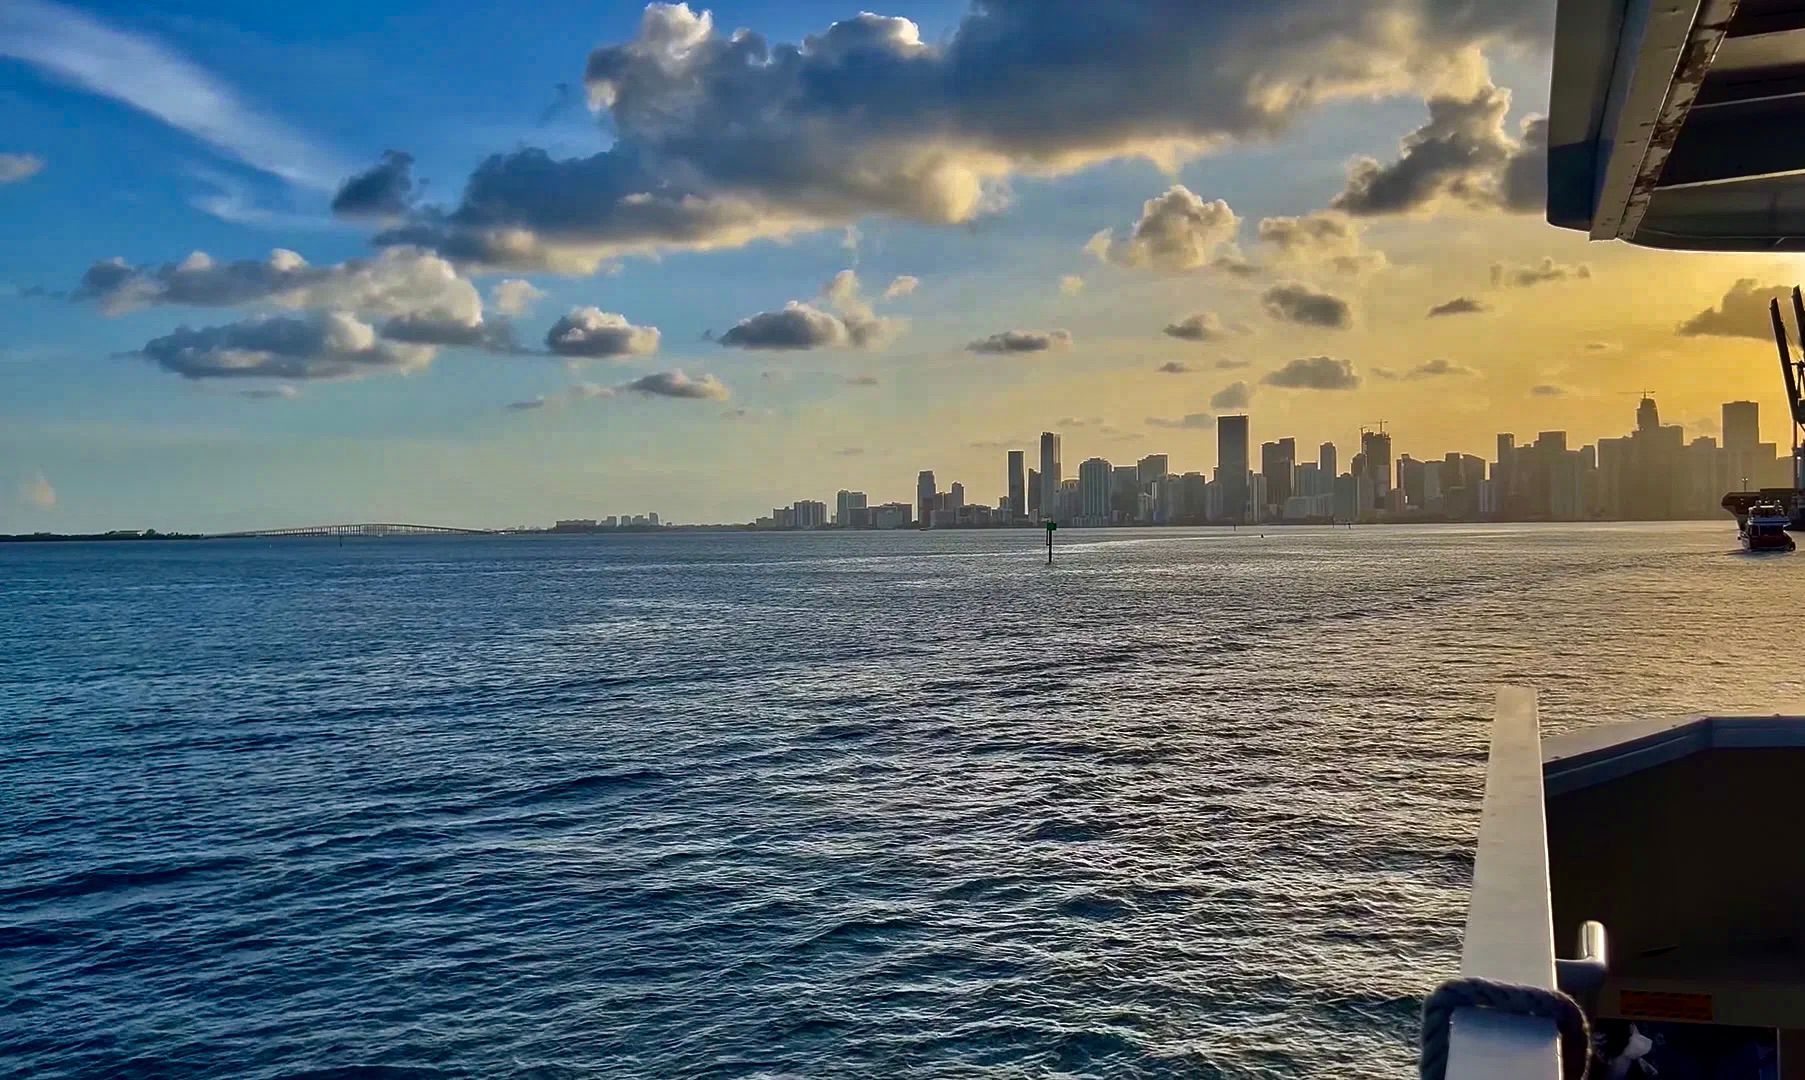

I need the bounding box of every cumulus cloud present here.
[0,153,44,183]
[1147,412,1212,429]
[1491,257,1591,288]
[137,311,434,381]
[1333,74,1545,216]
[1156,361,1193,374]
[1060,275,1085,295]
[330,150,416,219]
[1210,381,1252,409]
[1261,281,1352,328]
[1263,355,1360,389]
[1531,383,1566,397]
[1163,311,1229,341]
[623,370,729,399]
[509,369,728,410]
[967,328,1073,354]
[490,278,545,316]
[717,271,902,350]
[1089,186,1240,272]
[1374,357,1473,380]
[1256,211,1386,275]
[75,247,489,347]
[545,306,661,357]
[356,1,1548,271]
[1427,296,1487,317]
[18,470,55,509]
[882,275,919,299]
[1678,279,1792,340]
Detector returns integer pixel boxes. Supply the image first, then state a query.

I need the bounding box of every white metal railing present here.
[1444,687,1564,1078]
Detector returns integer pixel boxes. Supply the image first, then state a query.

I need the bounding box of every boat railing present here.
[1435,687,1565,1078]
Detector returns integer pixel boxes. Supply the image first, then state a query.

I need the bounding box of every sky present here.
[2,0,1801,531]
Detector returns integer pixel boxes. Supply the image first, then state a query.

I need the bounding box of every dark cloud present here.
[1163,311,1227,341]
[1491,257,1591,288]
[1216,358,1252,370]
[1530,383,1566,397]
[719,302,862,350]
[1333,77,1545,216]
[330,150,416,219]
[1147,412,1212,429]
[1210,381,1252,409]
[1156,361,1193,374]
[238,385,299,401]
[622,370,729,399]
[967,328,1073,354]
[1263,355,1360,389]
[1261,281,1352,329]
[1256,211,1385,274]
[137,312,433,381]
[368,1,1549,269]
[1678,279,1791,340]
[0,153,45,183]
[1374,357,1473,380]
[545,306,660,357]
[1090,186,1240,272]
[1427,296,1487,317]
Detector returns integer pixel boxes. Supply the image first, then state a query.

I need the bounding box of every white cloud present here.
[1088,186,1240,272]
[491,278,546,316]
[882,275,919,299]
[1059,274,1085,295]
[18,471,56,509]
[0,153,45,184]
[0,0,345,189]
[544,306,661,357]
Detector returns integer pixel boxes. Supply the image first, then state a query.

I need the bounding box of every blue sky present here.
[0,1,1788,530]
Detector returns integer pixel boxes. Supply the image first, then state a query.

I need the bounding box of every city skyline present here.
[6,1,1805,534]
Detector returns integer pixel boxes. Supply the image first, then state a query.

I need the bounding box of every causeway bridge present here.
[209,523,497,539]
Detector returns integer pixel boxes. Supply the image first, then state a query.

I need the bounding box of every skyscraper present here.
[834,489,867,526]
[950,481,965,508]
[1319,441,1336,482]
[1039,432,1062,521]
[916,470,936,529]
[1007,450,1026,519]
[1360,429,1393,509]
[1027,468,1041,515]
[1724,400,1759,453]
[1137,454,1169,487]
[1261,439,1294,509]
[1216,415,1250,523]
[1079,457,1113,523]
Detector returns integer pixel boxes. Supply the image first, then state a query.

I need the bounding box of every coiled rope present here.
[1419,977,1590,1079]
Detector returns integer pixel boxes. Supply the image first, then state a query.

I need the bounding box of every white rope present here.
[1419,976,1591,1080]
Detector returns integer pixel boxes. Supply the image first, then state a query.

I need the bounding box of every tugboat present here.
[1741,502,1795,553]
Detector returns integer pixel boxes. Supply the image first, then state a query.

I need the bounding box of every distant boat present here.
[1741,502,1795,553]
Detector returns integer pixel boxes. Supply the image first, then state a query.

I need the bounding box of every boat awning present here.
[1550,0,1805,250]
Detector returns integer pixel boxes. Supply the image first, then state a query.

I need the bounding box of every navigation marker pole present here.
[1045,520,1057,565]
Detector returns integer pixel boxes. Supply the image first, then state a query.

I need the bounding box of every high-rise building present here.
[1292,461,1322,499]
[1724,400,1759,453]
[1027,468,1041,515]
[1111,465,1140,521]
[1216,415,1250,523]
[1007,450,1026,519]
[1137,454,1170,492]
[1397,455,1426,507]
[1079,457,1114,523]
[1319,441,1336,481]
[1360,429,1393,509]
[834,490,867,526]
[1039,432,1062,521]
[1260,440,1294,511]
[951,481,965,508]
[916,470,936,529]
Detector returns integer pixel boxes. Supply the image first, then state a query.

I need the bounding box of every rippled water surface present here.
[3,523,1799,1078]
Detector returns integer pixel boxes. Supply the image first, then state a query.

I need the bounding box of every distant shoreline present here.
[1,517,1734,544]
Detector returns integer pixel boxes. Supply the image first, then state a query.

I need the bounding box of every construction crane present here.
[1724,288,1805,529]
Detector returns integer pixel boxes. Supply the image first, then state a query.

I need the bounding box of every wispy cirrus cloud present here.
[0,0,345,189]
